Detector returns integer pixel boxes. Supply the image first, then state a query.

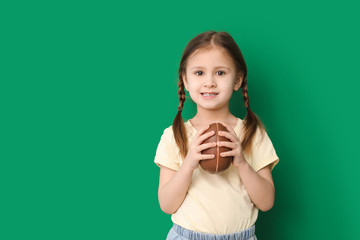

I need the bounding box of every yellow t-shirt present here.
[154,118,279,234]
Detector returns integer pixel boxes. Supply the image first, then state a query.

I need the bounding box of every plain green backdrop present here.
[1,0,360,239]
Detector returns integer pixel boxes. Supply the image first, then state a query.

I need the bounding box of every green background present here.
[1,0,359,239]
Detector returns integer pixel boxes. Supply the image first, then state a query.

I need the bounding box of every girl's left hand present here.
[217,122,246,169]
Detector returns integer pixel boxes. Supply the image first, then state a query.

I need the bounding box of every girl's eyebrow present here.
[191,66,230,70]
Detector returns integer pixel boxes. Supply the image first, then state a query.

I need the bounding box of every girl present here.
[154,31,279,240]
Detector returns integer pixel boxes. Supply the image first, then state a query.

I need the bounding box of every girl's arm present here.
[236,162,275,212]
[157,125,216,214]
[157,163,194,214]
[218,122,275,212]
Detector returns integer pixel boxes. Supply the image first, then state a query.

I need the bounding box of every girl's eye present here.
[194,71,225,76]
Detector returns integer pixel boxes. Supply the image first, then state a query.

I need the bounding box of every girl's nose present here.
[204,76,216,88]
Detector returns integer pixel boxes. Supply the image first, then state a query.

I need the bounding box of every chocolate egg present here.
[200,122,233,174]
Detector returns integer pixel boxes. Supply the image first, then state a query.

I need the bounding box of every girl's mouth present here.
[201,93,218,98]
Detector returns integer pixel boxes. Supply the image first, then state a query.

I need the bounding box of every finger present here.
[199,154,215,160]
[218,131,237,142]
[197,142,217,152]
[217,141,236,149]
[220,122,238,137]
[196,130,215,144]
[220,150,235,157]
[195,124,211,138]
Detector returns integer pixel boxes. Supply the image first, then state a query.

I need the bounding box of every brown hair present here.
[173,30,265,159]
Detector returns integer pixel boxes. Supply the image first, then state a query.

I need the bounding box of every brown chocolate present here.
[200,122,233,174]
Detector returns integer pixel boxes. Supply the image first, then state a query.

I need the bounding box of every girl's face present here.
[183,46,242,112]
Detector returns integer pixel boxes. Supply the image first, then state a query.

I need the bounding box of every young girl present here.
[154,31,279,240]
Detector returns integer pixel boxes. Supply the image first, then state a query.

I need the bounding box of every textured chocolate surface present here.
[200,123,233,174]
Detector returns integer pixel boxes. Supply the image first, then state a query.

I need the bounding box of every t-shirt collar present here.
[185,118,242,136]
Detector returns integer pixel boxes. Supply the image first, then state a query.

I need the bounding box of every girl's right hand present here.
[182,124,217,171]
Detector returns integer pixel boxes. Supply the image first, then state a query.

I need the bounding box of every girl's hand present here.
[218,122,246,169]
[182,125,217,171]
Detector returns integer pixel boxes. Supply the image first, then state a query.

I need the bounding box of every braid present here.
[172,75,189,159]
[241,76,250,109]
[177,75,186,112]
[240,76,265,156]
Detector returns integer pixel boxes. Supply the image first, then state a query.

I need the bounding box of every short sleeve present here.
[154,126,182,171]
[245,127,279,172]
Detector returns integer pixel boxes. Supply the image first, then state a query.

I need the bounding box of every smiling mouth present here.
[201,93,218,96]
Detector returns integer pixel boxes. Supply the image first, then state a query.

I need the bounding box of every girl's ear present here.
[233,73,243,91]
[182,73,189,91]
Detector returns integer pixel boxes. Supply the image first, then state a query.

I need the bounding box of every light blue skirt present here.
[166,224,257,240]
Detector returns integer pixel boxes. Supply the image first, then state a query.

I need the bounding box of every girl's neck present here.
[190,107,238,129]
